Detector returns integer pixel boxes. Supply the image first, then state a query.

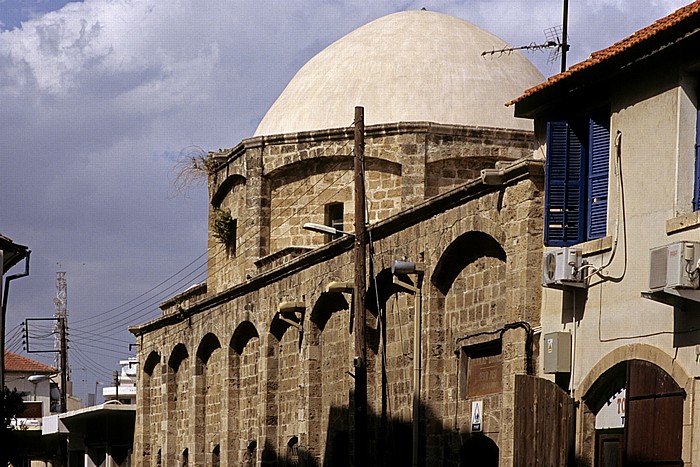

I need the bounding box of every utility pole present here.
[353,106,367,467]
[54,271,69,413]
[59,316,68,413]
[113,370,120,402]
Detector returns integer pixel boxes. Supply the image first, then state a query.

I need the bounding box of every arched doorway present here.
[459,434,498,467]
[585,359,684,467]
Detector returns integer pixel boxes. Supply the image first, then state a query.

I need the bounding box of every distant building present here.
[4,351,57,426]
[103,357,138,405]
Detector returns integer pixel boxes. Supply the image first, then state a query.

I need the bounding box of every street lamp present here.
[391,260,424,467]
[302,222,355,237]
[28,374,49,401]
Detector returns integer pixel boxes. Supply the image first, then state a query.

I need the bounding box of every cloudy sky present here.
[0,0,691,403]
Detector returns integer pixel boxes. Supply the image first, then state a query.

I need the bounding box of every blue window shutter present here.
[545,122,584,246]
[694,103,700,211]
[587,118,610,239]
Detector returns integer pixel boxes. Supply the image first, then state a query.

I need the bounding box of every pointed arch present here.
[196,333,222,366]
[431,231,506,295]
[310,292,350,332]
[230,321,260,355]
[143,350,161,377]
[168,343,189,373]
[211,174,246,208]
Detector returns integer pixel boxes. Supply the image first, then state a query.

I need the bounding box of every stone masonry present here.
[130,122,544,466]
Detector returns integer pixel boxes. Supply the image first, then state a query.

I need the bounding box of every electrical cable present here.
[72,249,210,326]
[73,259,210,334]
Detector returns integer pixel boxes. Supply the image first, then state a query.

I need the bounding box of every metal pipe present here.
[1,251,30,393]
[412,273,423,467]
[561,0,569,73]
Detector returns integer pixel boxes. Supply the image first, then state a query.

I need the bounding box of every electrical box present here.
[649,241,700,291]
[543,331,571,374]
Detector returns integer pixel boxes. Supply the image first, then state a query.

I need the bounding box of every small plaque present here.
[467,351,502,397]
[471,400,483,432]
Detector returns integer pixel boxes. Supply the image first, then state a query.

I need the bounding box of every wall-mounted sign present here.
[466,350,502,397]
[471,400,483,432]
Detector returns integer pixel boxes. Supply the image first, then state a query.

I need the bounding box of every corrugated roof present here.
[508,1,700,106]
[4,351,56,374]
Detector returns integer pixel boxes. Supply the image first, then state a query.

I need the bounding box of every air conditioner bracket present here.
[641,288,700,309]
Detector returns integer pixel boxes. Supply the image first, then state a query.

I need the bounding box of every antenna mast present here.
[561,0,570,73]
[481,0,570,73]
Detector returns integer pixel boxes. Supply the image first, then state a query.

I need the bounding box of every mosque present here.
[130,10,551,466]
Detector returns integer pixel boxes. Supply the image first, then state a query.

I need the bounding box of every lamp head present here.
[391,260,424,275]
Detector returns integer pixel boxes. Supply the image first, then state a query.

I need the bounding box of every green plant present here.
[212,208,237,249]
[1,386,25,428]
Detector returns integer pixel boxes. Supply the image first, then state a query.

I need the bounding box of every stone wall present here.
[194,123,534,299]
[133,125,544,467]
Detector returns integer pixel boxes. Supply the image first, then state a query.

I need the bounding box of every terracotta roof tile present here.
[4,351,56,374]
[508,1,700,106]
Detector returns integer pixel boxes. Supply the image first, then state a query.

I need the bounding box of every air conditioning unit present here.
[542,247,585,288]
[649,241,700,291]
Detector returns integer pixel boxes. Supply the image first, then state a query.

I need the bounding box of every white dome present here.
[255,10,544,136]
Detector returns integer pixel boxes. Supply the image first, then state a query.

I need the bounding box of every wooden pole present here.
[353,106,367,467]
[60,316,68,413]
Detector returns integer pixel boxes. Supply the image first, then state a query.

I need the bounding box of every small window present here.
[182,448,188,467]
[324,202,344,242]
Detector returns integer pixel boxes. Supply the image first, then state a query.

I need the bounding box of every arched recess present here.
[431,231,507,295]
[577,345,690,467]
[373,265,427,462]
[429,231,508,457]
[194,333,222,465]
[307,292,351,463]
[166,344,189,467]
[228,321,260,465]
[267,156,403,252]
[266,313,303,454]
[141,351,161,466]
[211,174,246,209]
[459,434,499,467]
[196,333,222,370]
[168,344,189,372]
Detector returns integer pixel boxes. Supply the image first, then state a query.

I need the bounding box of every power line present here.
[72,249,209,326]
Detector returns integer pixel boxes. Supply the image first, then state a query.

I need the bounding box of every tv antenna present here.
[481,0,570,73]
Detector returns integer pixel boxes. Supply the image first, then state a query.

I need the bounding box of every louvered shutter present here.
[587,118,610,239]
[545,122,584,246]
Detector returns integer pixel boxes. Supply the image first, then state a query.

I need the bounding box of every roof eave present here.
[514,16,700,119]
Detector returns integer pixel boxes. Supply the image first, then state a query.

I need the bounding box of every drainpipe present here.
[1,250,30,392]
[391,260,424,467]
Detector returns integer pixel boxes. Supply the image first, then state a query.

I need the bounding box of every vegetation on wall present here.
[170,145,217,196]
[212,208,237,252]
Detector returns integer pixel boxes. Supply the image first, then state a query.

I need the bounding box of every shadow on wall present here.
[261,437,320,467]
[250,399,497,466]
